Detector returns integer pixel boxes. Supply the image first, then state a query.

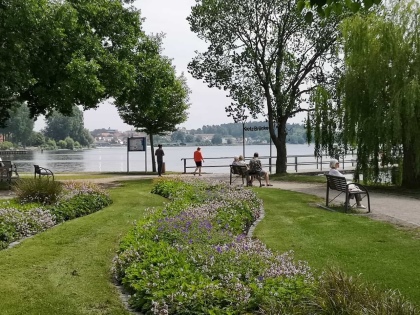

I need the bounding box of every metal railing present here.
[181,154,356,174]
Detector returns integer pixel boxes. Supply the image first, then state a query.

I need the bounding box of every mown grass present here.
[271,173,327,183]
[0,179,164,315]
[254,188,420,305]
[1,178,420,313]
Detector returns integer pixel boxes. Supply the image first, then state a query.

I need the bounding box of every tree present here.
[211,134,223,145]
[299,0,382,19]
[44,106,93,147]
[29,131,46,147]
[171,131,186,143]
[185,134,195,143]
[188,0,341,174]
[0,103,34,147]
[323,1,420,188]
[0,0,145,126]
[115,51,190,172]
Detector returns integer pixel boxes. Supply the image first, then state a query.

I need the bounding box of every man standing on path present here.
[193,147,204,176]
[155,144,165,177]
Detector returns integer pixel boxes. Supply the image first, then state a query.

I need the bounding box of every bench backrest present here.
[230,164,248,176]
[2,160,12,169]
[325,174,347,192]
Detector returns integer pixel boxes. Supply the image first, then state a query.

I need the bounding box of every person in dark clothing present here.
[155,144,165,176]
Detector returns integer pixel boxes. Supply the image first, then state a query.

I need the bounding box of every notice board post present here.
[127,137,147,173]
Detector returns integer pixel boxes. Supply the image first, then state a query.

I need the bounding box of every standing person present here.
[249,152,272,186]
[193,147,204,176]
[155,144,165,177]
[329,159,366,209]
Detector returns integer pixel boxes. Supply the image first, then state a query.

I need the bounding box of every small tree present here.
[115,46,190,172]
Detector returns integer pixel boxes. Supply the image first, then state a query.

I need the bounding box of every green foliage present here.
[0,103,34,146]
[299,0,382,23]
[1,181,112,249]
[0,0,145,126]
[44,106,93,146]
[115,47,190,137]
[0,141,13,150]
[48,193,112,222]
[211,133,222,144]
[57,140,67,149]
[256,188,420,305]
[116,178,312,314]
[188,0,343,173]
[312,1,420,188]
[29,131,45,147]
[44,139,57,150]
[313,268,418,314]
[13,178,63,205]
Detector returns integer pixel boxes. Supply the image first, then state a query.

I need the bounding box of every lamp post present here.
[242,121,245,159]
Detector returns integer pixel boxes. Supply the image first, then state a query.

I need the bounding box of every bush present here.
[312,268,418,314]
[0,181,112,250]
[114,178,312,314]
[115,177,418,315]
[48,192,112,222]
[13,178,63,205]
[0,141,13,150]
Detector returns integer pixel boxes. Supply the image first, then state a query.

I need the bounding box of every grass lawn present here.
[254,188,420,305]
[1,177,420,313]
[0,179,164,315]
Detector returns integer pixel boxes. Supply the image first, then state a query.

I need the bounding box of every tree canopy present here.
[44,106,94,147]
[0,0,145,126]
[313,0,420,188]
[115,46,190,171]
[0,103,34,147]
[188,0,342,173]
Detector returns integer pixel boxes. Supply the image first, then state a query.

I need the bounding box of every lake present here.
[1,144,337,174]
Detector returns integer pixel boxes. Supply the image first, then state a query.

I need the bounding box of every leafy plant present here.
[13,178,63,205]
[115,178,312,314]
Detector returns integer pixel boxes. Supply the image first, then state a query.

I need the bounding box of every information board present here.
[127,137,146,152]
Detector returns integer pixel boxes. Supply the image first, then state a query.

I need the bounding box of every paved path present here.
[1,174,419,228]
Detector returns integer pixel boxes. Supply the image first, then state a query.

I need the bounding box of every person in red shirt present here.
[193,147,204,176]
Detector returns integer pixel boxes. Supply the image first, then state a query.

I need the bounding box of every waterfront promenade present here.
[1,173,418,228]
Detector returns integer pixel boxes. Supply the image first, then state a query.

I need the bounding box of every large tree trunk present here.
[401,144,420,188]
[275,119,288,174]
[149,135,156,173]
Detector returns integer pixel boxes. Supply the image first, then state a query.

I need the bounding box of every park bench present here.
[34,165,54,180]
[230,164,262,187]
[325,174,370,212]
[0,160,20,188]
[230,164,248,186]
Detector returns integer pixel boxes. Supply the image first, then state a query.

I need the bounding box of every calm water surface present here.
[2,144,323,173]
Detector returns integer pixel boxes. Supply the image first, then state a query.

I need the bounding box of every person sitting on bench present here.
[249,152,272,187]
[329,159,366,209]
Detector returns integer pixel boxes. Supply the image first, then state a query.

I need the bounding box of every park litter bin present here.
[162,162,166,173]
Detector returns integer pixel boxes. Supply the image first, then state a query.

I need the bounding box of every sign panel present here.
[127,137,146,152]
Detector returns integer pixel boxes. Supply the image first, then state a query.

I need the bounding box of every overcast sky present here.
[35,0,305,132]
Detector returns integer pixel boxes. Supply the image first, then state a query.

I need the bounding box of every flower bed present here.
[113,177,314,314]
[0,180,112,249]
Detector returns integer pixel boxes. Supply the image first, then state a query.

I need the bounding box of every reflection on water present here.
[1,145,323,173]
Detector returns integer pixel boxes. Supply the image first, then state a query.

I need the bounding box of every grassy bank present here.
[254,188,420,304]
[1,178,419,313]
[0,179,164,315]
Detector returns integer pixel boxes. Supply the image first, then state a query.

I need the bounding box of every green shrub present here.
[311,268,418,314]
[1,181,112,250]
[48,193,112,222]
[115,178,311,314]
[0,141,13,150]
[13,178,63,204]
